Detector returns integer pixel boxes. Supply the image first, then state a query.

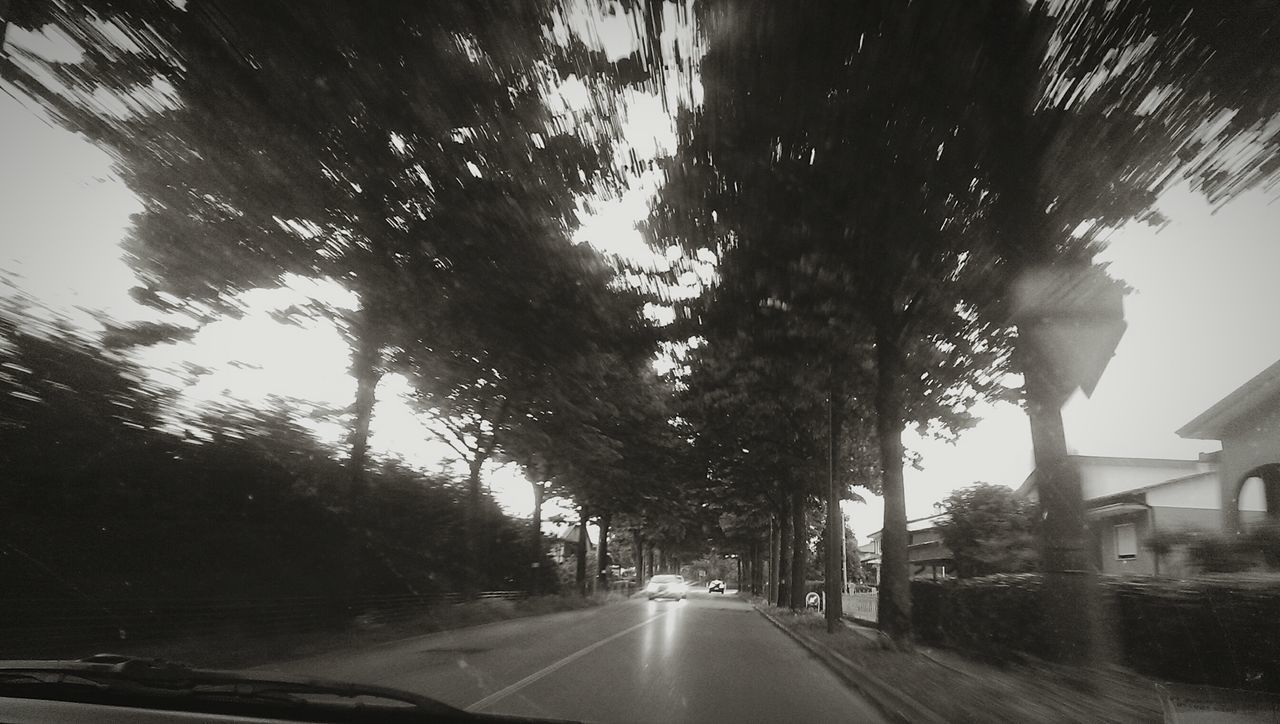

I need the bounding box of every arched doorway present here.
[1234,463,1280,532]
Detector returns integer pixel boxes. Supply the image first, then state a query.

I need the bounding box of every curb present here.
[753,605,947,724]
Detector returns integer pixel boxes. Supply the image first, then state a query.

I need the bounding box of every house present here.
[1015,454,1267,576]
[857,540,878,585]
[1177,357,1280,534]
[863,513,953,584]
[549,523,593,565]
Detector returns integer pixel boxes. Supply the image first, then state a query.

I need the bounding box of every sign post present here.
[1012,265,1125,671]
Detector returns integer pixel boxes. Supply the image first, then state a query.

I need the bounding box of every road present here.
[261,591,887,723]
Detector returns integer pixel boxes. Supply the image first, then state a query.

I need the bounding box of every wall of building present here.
[1220,401,1280,530]
[1090,512,1155,576]
[1150,505,1223,532]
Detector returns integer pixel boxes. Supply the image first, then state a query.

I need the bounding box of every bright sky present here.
[5,6,1280,549]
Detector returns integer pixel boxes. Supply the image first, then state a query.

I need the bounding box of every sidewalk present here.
[753,601,1166,723]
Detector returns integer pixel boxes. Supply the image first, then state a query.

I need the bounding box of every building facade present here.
[1177,357,1280,534]
[1017,455,1267,576]
[864,514,953,583]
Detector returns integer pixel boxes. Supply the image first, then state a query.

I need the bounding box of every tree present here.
[935,484,1040,578]
[651,0,1013,640]
[643,0,1280,650]
[2,1,617,499]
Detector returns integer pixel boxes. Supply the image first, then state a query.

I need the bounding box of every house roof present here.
[868,513,948,540]
[1015,455,1203,498]
[1073,469,1218,517]
[1094,469,1217,501]
[1177,357,1280,440]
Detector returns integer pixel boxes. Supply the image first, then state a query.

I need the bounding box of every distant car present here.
[708,579,725,593]
[646,574,687,600]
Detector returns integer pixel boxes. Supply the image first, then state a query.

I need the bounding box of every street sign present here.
[1011,265,1127,398]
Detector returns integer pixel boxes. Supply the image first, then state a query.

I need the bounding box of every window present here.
[1114,523,1138,560]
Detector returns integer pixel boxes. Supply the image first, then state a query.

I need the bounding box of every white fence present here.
[843,591,878,623]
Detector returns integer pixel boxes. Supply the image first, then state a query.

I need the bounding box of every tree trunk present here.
[347,314,383,502]
[464,455,485,595]
[826,381,846,630]
[1024,341,1098,667]
[789,485,806,610]
[575,508,589,597]
[768,516,779,602]
[597,511,612,590]
[750,544,757,593]
[632,530,643,583]
[776,497,792,608]
[530,481,544,594]
[0,1,11,48]
[754,538,765,594]
[875,324,912,644]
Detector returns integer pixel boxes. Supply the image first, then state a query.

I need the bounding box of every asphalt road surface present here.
[262,591,888,723]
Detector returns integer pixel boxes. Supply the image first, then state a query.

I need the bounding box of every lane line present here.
[465,608,672,712]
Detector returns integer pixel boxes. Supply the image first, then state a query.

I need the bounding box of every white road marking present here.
[465,608,672,712]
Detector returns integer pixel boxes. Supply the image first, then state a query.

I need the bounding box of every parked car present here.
[646,574,687,600]
[708,579,725,593]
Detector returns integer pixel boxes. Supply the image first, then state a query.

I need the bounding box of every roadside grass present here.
[109,592,630,670]
[760,604,1165,723]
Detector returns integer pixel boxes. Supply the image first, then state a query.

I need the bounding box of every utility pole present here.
[841,511,849,593]
[530,480,545,594]
[825,379,845,632]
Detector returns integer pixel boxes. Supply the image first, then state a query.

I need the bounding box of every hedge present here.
[912,574,1280,692]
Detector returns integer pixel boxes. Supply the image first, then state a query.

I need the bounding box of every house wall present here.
[1150,505,1223,532]
[907,530,951,565]
[1091,512,1155,575]
[1220,401,1280,530]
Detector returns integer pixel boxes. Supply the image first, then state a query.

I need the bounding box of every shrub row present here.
[912,573,1280,692]
[1146,522,1280,572]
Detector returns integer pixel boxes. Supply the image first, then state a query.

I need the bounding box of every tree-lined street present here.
[265,593,886,723]
[5,1,1280,720]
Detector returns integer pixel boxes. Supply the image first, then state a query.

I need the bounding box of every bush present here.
[912,574,1048,660]
[1187,535,1257,573]
[1113,576,1280,690]
[912,573,1280,692]
[1247,522,1280,569]
[935,484,1039,578]
[1143,527,1198,558]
